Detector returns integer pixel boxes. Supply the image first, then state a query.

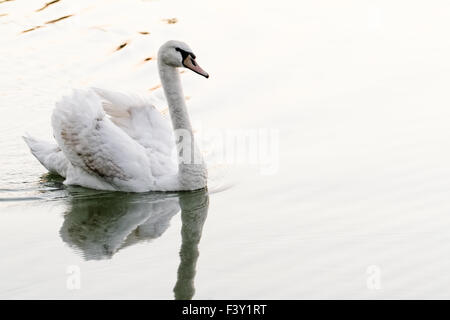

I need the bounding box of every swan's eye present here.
[175,47,195,60]
[175,47,186,58]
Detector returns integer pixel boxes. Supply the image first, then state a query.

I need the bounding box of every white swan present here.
[24,40,209,192]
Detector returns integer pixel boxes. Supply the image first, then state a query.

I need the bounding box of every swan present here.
[24,40,209,192]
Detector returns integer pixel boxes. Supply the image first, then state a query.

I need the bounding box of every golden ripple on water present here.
[45,14,73,24]
[149,84,161,91]
[133,56,155,68]
[162,18,178,24]
[115,41,129,52]
[21,25,43,33]
[36,0,60,12]
[22,13,73,33]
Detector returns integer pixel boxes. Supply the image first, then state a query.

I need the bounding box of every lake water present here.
[1,0,450,299]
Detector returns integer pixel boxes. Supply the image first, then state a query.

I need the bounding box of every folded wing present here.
[51,89,161,192]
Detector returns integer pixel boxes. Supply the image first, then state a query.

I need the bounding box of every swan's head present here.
[158,40,209,78]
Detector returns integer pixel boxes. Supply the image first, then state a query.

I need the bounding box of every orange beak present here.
[182,55,209,78]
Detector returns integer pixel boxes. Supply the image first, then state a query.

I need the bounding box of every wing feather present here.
[91,87,177,177]
[23,135,68,177]
[52,89,156,192]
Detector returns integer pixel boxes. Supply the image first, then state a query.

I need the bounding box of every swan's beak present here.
[183,55,209,78]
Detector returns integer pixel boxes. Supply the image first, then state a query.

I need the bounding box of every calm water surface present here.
[2,0,450,299]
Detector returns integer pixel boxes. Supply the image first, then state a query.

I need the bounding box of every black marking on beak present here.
[176,47,208,78]
[175,47,195,60]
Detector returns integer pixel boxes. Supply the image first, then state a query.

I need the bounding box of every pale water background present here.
[1,0,450,299]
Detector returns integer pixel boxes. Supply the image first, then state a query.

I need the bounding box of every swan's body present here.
[24,40,209,192]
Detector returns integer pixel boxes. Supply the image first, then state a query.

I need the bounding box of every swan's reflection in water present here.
[174,190,209,299]
[59,187,209,300]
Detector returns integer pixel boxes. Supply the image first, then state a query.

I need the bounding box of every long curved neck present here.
[158,64,192,132]
[158,62,207,190]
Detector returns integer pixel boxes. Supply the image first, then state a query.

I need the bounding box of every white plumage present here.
[24,40,209,192]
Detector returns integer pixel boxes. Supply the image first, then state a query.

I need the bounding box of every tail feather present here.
[23,135,68,177]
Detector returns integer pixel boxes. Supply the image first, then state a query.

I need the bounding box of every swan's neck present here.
[158,63,207,190]
[158,64,192,131]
